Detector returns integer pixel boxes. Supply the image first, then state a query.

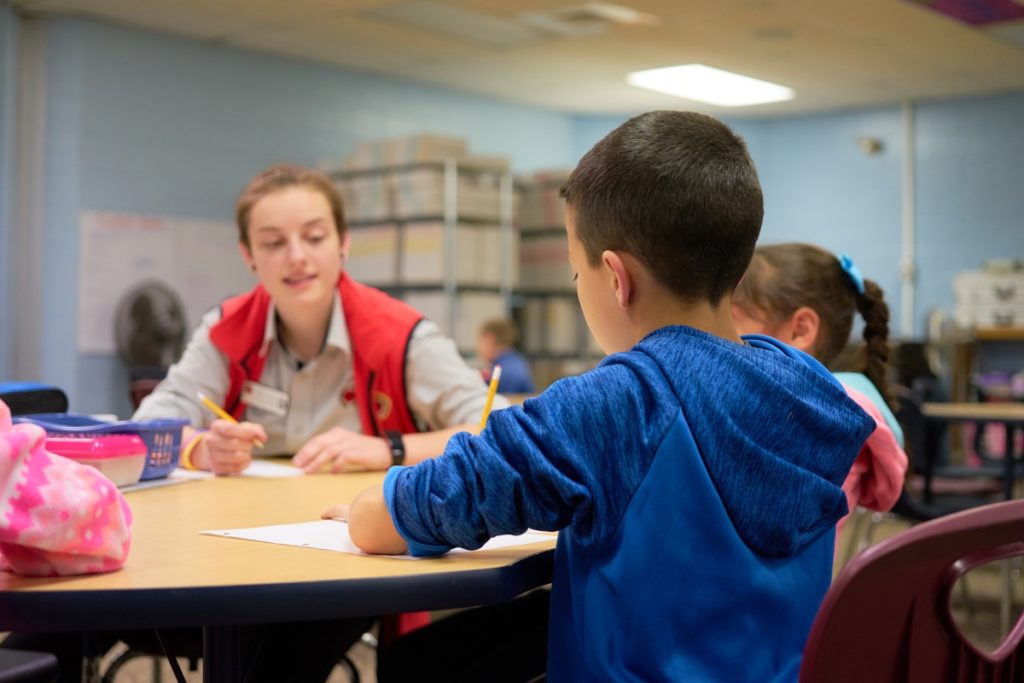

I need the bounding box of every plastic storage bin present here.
[45,435,148,487]
[14,414,188,480]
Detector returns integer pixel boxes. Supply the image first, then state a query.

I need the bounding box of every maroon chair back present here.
[801,499,1024,683]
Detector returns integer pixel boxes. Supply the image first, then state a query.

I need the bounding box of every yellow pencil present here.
[478,365,502,432]
[196,391,266,449]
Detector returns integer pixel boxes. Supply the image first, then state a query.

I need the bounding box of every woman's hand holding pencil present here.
[190,392,269,475]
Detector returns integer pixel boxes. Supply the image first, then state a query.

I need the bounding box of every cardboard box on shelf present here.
[546,298,582,354]
[522,298,547,354]
[519,235,573,291]
[399,222,508,287]
[516,170,571,230]
[345,224,399,285]
[954,303,1024,329]
[392,168,503,221]
[344,133,468,170]
[402,290,506,352]
[337,175,391,222]
[401,222,477,285]
[461,154,511,174]
[954,271,1024,306]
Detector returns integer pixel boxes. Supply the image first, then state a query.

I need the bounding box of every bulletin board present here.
[78,211,255,354]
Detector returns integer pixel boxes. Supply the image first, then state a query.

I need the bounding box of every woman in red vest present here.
[135,163,507,476]
[128,164,510,680]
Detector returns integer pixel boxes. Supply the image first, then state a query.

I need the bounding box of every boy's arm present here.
[349,361,667,556]
[346,486,408,555]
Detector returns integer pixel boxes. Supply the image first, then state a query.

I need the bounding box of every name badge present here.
[241,381,289,417]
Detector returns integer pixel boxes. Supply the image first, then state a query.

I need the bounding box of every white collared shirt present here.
[134,294,509,454]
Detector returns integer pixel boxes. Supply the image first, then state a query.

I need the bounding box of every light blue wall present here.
[30,18,576,415]
[752,107,905,327]
[0,3,15,378]
[914,93,1024,322]
[572,99,1024,337]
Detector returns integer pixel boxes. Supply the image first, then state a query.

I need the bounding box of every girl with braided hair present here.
[731,243,908,534]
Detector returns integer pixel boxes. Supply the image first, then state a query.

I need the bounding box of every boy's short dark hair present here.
[560,111,763,304]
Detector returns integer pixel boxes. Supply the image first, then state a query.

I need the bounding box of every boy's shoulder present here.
[532,350,677,437]
[533,325,849,434]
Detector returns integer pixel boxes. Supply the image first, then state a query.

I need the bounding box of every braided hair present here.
[733,243,893,407]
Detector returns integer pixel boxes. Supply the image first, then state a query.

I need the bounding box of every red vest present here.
[208,272,423,436]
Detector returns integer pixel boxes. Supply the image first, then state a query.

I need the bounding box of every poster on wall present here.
[78,211,255,354]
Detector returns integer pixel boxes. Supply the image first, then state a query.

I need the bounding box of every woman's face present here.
[241,185,345,313]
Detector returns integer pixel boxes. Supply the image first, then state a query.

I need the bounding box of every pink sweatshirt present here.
[0,399,132,576]
[836,385,909,535]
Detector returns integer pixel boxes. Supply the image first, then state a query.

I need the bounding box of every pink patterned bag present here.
[0,399,132,576]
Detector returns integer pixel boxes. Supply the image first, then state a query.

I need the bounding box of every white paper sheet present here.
[237,459,304,478]
[201,520,554,559]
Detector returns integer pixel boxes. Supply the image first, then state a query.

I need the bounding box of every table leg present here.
[203,625,243,683]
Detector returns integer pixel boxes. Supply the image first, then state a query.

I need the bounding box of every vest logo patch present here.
[374,391,393,421]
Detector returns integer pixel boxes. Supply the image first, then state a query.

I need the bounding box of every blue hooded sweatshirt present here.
[384,326,875,682]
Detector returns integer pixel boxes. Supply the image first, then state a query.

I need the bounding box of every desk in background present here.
[921,401,1024,636]
[922,402,1024,501]
[0,473,556,682]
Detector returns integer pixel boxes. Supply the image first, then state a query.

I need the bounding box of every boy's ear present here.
[601,250,632,309]
[786,306,821,353]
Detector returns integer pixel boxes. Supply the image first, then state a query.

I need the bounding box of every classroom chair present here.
[801,498,1024,683]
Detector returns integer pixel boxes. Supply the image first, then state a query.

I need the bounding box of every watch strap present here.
[384,430,406,467]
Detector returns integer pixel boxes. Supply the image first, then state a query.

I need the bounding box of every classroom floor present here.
[99,515,1024,681]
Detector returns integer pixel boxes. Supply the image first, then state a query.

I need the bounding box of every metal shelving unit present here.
[513,175,604,385]
[331,159,515,353]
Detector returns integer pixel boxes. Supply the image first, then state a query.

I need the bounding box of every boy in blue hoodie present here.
[339,110,875,682]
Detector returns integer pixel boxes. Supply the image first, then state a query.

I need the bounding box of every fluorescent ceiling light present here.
[627,64,794,107]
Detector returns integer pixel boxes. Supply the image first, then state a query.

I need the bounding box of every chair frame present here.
[801,499,1024,683]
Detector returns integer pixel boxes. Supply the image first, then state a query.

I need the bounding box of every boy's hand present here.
[292,428,391,473]
[321,503,350,522]
[193,419,267,475]
[341,486,408,555]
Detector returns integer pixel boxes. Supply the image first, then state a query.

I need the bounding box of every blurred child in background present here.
[476,318,536,394]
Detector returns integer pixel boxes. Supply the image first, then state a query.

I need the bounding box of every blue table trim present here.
[0,548,553,632]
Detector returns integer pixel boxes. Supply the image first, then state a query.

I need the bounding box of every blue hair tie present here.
[838,253,865,295]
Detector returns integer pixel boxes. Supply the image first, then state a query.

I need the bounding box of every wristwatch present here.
[384,430,406,467]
